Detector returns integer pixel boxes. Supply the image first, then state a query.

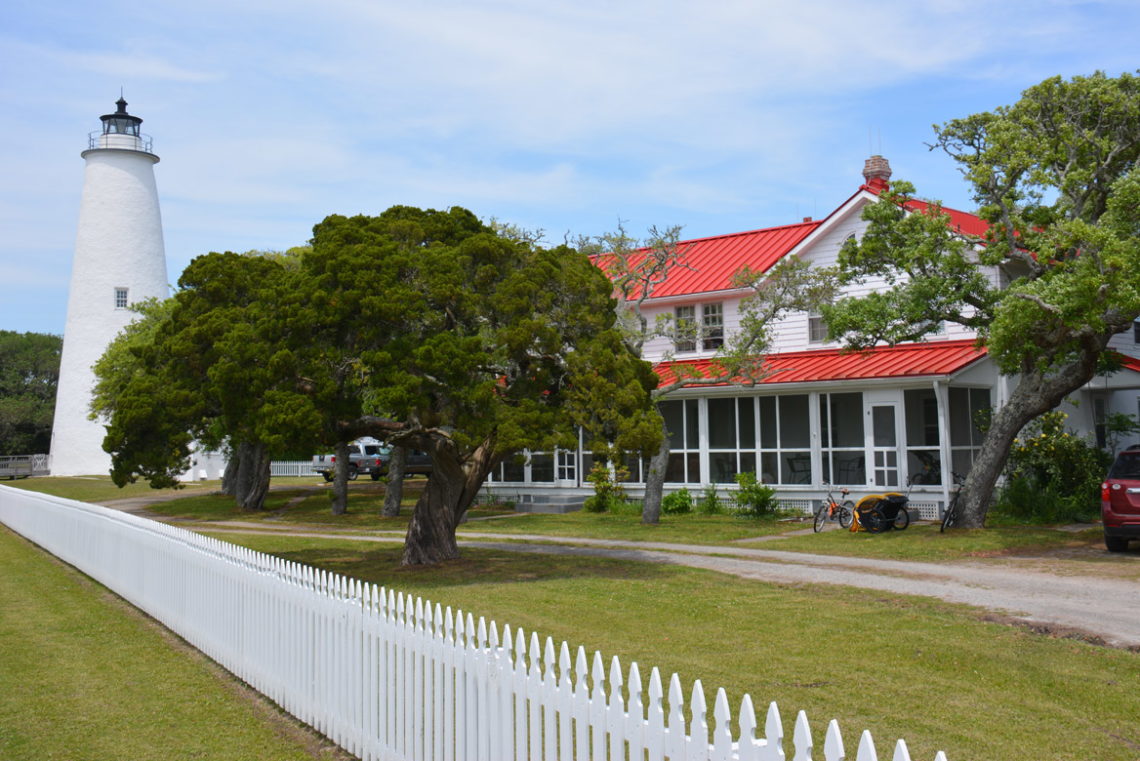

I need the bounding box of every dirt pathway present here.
[98,497,1140,649]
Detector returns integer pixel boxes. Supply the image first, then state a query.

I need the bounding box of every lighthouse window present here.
[114,288,129,309]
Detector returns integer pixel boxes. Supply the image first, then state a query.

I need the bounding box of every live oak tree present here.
[0,330,62,456]
[93,253,297,510]
[823,71,1140,528]
[302,208,660,564]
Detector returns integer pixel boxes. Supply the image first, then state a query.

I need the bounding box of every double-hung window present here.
[674,306,697,352]
[674,302,724,352]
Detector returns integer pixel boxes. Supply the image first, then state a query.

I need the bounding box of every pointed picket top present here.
[387,588,397,618]
[667,673,685,724]
[413,597,424,631]
[362,582,372,609]
[933,752,949,761]
[515,628,527,670]
[395,592,406,625]
[543,637,556,683]
[424,601,435,636]
[558,641,572,688]
[489,620,500,650]
[444,606,455,643]
[736,696,760,761]
[855,730,877,761]
[648,667,663,704]
[792,711,813,761]
[528,631,541,674]
[591,650,606,688]
[466,612,477,649]
[433,602,443,637]
[609,656,623,697]
[690,680,708,741]
[892,739,911,761]
[455,609,467,649]
[628,661,644,714]
[477,616,488,648]
[712,688,733,751]
[822,719,845,761]
[575,646,589,692]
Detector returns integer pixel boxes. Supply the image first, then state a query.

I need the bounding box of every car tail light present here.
[1102,482,1111,502]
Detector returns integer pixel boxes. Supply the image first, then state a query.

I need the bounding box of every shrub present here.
[584,461,630,513]
[990,411,1107,524]
[696,485,724,515]
[661,488,693,515]
[734,471,778,518]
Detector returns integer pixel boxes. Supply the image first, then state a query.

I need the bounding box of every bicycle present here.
[813,482,855,532]
[940,472,966,533]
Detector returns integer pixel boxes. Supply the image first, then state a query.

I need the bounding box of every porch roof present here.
[655,339,987,388]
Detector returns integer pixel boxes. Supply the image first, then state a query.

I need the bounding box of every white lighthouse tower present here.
[50,97,169,476]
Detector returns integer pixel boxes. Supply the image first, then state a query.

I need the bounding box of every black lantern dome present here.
[99,97,143,137]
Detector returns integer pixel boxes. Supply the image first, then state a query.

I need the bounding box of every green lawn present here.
[210,530,1140,761]
[0,526,349,761]
[4,474,218,503]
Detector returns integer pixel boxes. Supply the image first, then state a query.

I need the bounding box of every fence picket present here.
[0,486,951,761]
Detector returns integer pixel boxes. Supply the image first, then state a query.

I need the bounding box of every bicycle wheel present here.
[837,501,855,529]
[893,506,910,530]
[940,497,957,533]
[813,505,828,533]
[864,506,887,533]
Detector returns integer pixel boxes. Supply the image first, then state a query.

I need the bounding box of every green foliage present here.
[733,471,778,518]
[584,462,630,513]
[822,72,1140,525]
[990,411,1107,524]
[696,485,725,515]
[660,488,693,515]
[0,330,61,455]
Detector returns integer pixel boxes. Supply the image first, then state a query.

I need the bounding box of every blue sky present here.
[2,0,1137,336]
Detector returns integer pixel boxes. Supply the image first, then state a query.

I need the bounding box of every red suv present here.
[1101,445,1140,552]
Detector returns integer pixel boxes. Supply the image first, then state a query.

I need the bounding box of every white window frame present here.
[114,287,129,309]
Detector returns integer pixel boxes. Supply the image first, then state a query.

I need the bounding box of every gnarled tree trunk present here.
[232,441,271,511]
[382,445,407,517]
[955,353,1101,528]
[402,438,499,565]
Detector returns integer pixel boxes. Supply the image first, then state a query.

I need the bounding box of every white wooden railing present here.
[0,485,949,761]
[271,460,320,477]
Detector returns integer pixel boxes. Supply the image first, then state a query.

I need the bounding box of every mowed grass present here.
[5,474,219,503]
[0,526,349,761]
[754,522,1108,560]
[211,531,1140,761]
[136,480,805,542]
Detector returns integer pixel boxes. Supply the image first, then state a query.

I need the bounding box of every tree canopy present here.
[824,71,1140,527]
[95,206,660,563]
[0,330,62,456]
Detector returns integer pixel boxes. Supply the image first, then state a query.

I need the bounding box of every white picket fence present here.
[271,459,320,477]
[0,485,948,761]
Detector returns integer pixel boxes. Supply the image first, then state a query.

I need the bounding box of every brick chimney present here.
[862,155,891,192]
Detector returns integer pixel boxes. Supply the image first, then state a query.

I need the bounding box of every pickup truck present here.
[311,439,433,482]
[311,439,386,482]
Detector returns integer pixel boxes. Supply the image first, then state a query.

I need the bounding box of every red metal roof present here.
[901,197,989,238]
[655,339,986,388]
[594,221,821,299]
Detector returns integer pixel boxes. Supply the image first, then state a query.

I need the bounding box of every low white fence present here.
[271,460,319,477]
[0,453,51,479]
[0,485,948,761]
